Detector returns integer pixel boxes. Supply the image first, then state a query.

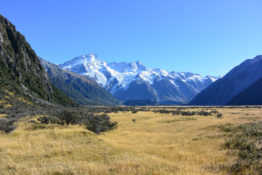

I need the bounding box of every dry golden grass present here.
[0,107,262,174]
[17,97,33,106]
[0,114,7,118]
[0,99,12,108]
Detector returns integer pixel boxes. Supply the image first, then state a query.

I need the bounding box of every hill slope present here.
[190,55,262,105]
[0,15,74,106]
[60,54,217,104]
[228,77,262,105]
[40,59,119,105]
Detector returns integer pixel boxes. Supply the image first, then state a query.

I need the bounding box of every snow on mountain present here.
[60,54,218,104]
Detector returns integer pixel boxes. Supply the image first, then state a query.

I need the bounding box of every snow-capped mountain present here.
[60,54,218,104]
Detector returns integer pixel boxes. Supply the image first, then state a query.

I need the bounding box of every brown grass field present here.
[0,106,261,175]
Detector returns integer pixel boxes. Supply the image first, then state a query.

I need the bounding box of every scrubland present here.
[0,103,262,175]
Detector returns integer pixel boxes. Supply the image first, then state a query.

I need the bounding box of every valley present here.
[1,7,262,175]
[0,99,261,174]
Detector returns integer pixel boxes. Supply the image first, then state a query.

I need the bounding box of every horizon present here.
[1,0,262,76]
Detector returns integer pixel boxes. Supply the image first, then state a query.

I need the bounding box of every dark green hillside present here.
[0,14,75,106]
[40,59,119,105]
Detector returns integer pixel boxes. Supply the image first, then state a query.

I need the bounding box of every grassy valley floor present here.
[0,106,262,174]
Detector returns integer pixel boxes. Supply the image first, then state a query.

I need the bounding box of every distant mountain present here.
[0,14,75,106]
[60,54,218,104]
[228,77,262,105]
[40,58,119,105]
[190,55,262,105]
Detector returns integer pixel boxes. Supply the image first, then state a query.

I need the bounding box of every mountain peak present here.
[254,55,262,60]
[152,68,169,77]
[60,54,103,69]
[83,53,99,62]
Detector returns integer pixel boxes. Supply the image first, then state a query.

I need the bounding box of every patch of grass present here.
[0,114,7,118]
[3,104,12,108]
[0,118,178,175]
[222,121,262,174]
[159,117,197,123]
[1,105,262,174]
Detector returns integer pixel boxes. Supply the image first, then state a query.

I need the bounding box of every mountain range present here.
[59,54,218,105]
[2,13,262,107]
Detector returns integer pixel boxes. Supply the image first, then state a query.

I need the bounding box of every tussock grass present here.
[221,121,262,174]
[159,116,197,123]
[0,107,262,174]
[0,114,7,118]
[100,111,233,175]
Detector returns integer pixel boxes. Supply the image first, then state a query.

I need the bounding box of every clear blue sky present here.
[1,0,262,76]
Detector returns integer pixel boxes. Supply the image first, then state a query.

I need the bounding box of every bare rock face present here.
[0,15,52,99]
[0,32,3,43]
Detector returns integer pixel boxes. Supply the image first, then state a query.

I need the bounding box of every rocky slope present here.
[0,14,75,106]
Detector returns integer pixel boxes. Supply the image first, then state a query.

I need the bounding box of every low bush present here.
[37,115,62,125]
[38,110,117,134]
[222,121,262,174]
[0,118,16,133]
[217,113,223,118]
[84,114,117,134]
[153,109,222,117]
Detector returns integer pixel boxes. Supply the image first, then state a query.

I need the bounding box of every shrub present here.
[0,118,16,133]
[37,115,62,125]
[223,121,262,174]
[84,114,117,134]
[38,110,117,134]
[56,110,79,125]
[217,113,223,118]
[153,109,222,117]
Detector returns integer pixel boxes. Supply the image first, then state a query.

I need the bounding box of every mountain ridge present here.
[40,58,119,106]
[228,77,262,105]
[190,55,262,105]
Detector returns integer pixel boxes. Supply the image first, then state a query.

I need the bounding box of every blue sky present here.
[1,0,262,76]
